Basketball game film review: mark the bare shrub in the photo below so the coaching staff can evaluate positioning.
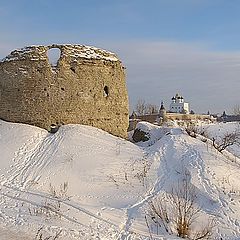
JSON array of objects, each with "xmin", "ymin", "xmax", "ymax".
[
  {"xmin": 145, "ymin": 104, "xmax": 158, "ymax": 115},
  {"xmin": 35, "ymin": 226, "xmax": 62, "ymax": 240},
  {"xmin": 107, "ymin": 154, "xmax": 151, "ymax": 188},
  {"xmin": 132, "ymin": 154, "xmax": 151, "ymax": 187},
  {"xmin": 28, "ymin": 199, "xmax": 62, "ymax": 220},
  {"xmin": 212, "ymin": 130, "xmax": 240, "ymax": 153},
  {"xmin": 184, "ymin": 124, "xmax": 209, "ymax": 142},
  {"xmin": 233, "ymin": 104, "xmax": 240, "ymax": 116},
  {"xmin": 135, "ymin": 99, "xmax": 158, "ymax": 116},
  {"xmin": 107, "ymin": 174, "xmax": 120, "ymax": 188},
  {"xmin": 135, "ymin": 99, "xmax": 147, "ymax": 116},
  {"xmin": 198, "ymin": 128, "xmax": 209, "ymax": 139},
  {"xmin": 146, "ymin": 179, "xmax": 215, "ymax": 239},
  {"xmin": 49, "ymin": 182, "xmax": 69, "ymax": 200},
  {"xmin": 185, "ymin": 123, "xmax": 199, "ymax": 138}
]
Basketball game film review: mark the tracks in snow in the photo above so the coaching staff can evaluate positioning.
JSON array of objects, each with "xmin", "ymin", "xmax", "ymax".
[
  {"xmin": 2, "ymin": 131, "xmax": 65, "ymax": 189},
  {"xmin": 121, "ymin": 136, "xmax": 173, "ymax": 234},
  {"xmin": 177, "ymin": 136, "xmax": 240, "ymax": 237},
  {"xmin": 0, "ymin": 128, "xmax": 121, "ymax": 238},
  {"xmin": 0, "ymin": 184, "xmax": 117, "ymax": 229},
  {"xmin": 122, "ymin": 133, "xmax": 240, "ymax": 237}
]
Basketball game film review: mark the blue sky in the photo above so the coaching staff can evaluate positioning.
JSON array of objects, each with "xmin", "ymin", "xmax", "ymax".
[{"xmin": 1, "ymin": 0, "xmax": 240, "ymax": 113}]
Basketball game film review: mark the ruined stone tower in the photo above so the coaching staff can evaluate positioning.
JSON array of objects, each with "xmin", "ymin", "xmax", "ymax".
[{"xmin": 0, "ymin": 44, "xmax": 129, "ymax": 138}]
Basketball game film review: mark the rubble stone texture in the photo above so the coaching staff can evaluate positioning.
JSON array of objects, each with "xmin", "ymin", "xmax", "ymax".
[{"xmin": 0, "ymin": 44, "xmax": 129, "ymax": 138}]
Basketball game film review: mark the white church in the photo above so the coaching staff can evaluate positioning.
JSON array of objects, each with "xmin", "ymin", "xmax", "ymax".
[{"xmin": 169, "ymin": 93, "xmax": 190, "ymax": 114}]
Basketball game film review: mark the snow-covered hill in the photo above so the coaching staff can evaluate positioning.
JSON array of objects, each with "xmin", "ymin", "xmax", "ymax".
[{"xmin": 1, "ymin": 120, "xmax": 240, "ymax": 239}]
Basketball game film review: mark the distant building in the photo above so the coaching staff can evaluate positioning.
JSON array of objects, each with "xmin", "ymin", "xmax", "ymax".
[
  {"xmin": 128, "ymin": 93, "xmax": 214, "ymax": 131},
  {"xmin": 159, "ymin": 101, "xmax": 166, "ymax": 117},
  {"xmin": 169, "ymin": 93, "xmax": 189, "ymax": 114},
  {"xmin": 217, "ymin": 111, "xmax": 240, "ymax": 122}
]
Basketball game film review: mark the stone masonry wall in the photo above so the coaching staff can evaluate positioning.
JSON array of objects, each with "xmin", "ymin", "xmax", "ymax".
[{"xmin": 0, "ymin": 44, "xmax": 129, "ymax": 138}]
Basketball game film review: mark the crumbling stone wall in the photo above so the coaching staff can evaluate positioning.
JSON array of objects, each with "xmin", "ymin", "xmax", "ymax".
[{"xmin": 0, "ymin": 44, "xmax": 129, "ymax": 138}]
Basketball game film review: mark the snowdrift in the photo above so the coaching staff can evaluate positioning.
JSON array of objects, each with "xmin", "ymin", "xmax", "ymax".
[{"xmin": 1, "ymin": 120, "xmax": 240, "ymax": 239}]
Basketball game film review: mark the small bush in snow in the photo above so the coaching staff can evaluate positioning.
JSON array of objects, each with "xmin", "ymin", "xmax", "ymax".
[
  {"xmin": 35, "ymin": 226, "xmax": 62, "ymax": 240},
  {"xmin": 184, "ymin": 123, "xmax": 199, "ymax": 138},
  {"xmin": 49, "ymin": 182, "xmax": 69, "ymax": 200},
  {"xmin": 146, "ymin": 179, "xmax": 215, "ymax": 239},
  {"xmin": 28, "ymin": 199, "xmax": 62, "ymax": 220}
]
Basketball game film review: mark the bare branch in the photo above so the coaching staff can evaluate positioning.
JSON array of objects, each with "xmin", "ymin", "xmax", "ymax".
[
  {"xmin": 212, "ymin": 129, "xmax": 240, "ymax": 152},
  {"xmin": 135, "ymin": 99, "xmax": 146, "ymax": 116},
  {"xmin": 233, "ymin": 104, "xmax": 240, "ymax": 116},
  {"xmin": 146, "ymin": 177, "xmax": 215, "ymax": 239}
]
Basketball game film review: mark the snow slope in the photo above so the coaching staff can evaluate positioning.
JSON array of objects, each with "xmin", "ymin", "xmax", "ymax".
[{"xmin": 1, "ymin": 120, "xmax": 240, "ymax": 239}]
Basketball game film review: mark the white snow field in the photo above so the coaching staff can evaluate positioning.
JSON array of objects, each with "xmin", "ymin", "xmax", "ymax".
[{"xmin": 1, "ymin": 119, "xmax": 240, "ymax": 239}]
